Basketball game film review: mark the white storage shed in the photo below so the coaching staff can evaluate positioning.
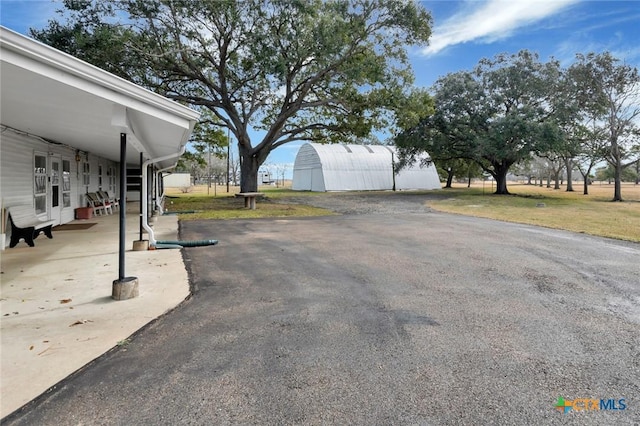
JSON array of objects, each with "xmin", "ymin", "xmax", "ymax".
[
  {"xmin": 163, "ymin": 173, "xmax": 192, "ymax": 188},
  {"xmin": 292, "ymin": 143, "xmax": 441, "ymax": 192}
]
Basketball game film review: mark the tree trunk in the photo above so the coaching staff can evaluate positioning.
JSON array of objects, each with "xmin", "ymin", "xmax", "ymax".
[
  {"xmin": 579, "ymin": 165, "xmax": 593, "ymax": 195},
  {"xmin": 445, "ymin": 170, "xmax": 454, "ymax": 188},
  {"xmin": 237, "ymin": 136, "xmax": 272, "ymax": 193},
  {"xmin": 564, "ymin": 158, "xmax": 574, "ymax": 192},
  {"xmin": 239, "ymin": 148, "xmax": 260, "ymax": 193},
  {"xmin": 493, "ymin": 164, "xmax": 511, "ymax": 195},
  {"xmin": 613, "ymin": 161, "xmax": 623, "ymax": 201},
  {"xmin": 610, "ymin": 138, "xmax": 623, "ymax": 201}
]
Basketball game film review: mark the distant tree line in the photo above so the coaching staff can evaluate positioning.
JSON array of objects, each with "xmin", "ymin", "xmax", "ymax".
[{"xmin": 394, "ymin": 50, "xmax": 640, "ymax": 201}]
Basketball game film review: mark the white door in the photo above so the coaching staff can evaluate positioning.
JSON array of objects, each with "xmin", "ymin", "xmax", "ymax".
[{"xmin": 49, "ymin": 156, "xmax": 62, "ymax": 225}]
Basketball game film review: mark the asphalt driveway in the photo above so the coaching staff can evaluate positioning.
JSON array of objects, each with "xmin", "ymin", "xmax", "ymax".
[{"xmin": 5, "ymin": 203, "xmax": 639, "ymax": 425}]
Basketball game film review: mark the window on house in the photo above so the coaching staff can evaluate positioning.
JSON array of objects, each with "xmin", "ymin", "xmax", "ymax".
[
  {"xmin": 34, "ymin": 154, "xmax": 47, "ymax": 214},
  {"xmin": 62, "ymin": 159, "xmax": 71, "ymax": 208},
  {"xmin": 83, "ymin": 162, "xmax": 90, "ymax": 186},
  {"xmin": 107, "ymin": 166, "xmax": 117, "ymax": 193},
  {"xmin": 98, "ymin": 164, "xmax": 103, "ymax": 188}
]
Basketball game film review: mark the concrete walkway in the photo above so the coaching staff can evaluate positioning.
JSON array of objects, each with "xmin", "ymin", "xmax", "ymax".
[{"xmin": 0, "ymin": 209, "xmax": 190, "ymax": 418}]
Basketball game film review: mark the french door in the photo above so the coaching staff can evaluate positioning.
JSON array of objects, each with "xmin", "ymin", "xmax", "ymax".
[
  {"xmin": 34, "ymin": 154, "xmax": 71, "ymax": 225},
  {"xmin": 49, "ymin": 156, "xmax": 62, "ymax": 225}
]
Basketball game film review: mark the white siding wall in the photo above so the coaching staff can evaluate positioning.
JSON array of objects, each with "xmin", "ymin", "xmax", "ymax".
[
  {"xmin": 1, "ymin": 130, "xmax": 36, "ymax": 208},
  {"xmin": 77, "ymin": 153, "xmax": 120, "ymax": 206},
  {"xmin": 1, "ymin": 127, "xmax": 120, "ymax": 235}
]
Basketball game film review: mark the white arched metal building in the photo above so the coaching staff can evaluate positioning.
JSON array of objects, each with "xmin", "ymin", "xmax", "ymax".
[{"xmin": 291, "ymin": 143, "xmax": 441, "ymax": 192}]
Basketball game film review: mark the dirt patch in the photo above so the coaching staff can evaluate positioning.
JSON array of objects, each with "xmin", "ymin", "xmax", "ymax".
[{"xmin": 277, "ymin": 191, "xmax": 447, "ymax": 215}]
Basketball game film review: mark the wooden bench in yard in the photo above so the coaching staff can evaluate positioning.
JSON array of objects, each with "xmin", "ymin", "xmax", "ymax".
[
  {"xmin": 236, "ymin": 192, "xmax": 264, "ymax": 210},
  {"xmin": 7, "ymin": 205, "xmax": 55, "ymax": 248}
]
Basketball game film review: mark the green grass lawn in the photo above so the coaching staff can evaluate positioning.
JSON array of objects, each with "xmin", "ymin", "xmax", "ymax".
[{"xmin": 427, "ymin": 184, "xmax": 640, "ymax": 242}]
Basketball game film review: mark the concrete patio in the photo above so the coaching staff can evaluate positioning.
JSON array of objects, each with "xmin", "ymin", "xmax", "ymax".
[{"xmin": 0, "ymin": 207, "xmax": 190, "ymax": 418}]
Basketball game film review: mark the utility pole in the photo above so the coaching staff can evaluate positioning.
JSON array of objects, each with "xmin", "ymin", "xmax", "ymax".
[
  {"xmin": 207, "ymin": 141, "xmax": 211, "ymax": 195},
  {"xmin": 226, "ymin": 128, "xmax": 230, "ymax": 193}
]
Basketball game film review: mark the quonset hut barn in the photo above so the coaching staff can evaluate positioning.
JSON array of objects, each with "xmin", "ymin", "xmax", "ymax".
[{"xmin": 291, "ymin": 143, "xmax": 441, "ymax": 192}]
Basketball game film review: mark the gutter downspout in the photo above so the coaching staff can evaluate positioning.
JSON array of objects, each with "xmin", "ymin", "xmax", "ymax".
[{"xmin": 142, "ymin": 146, "xmax": 186, "ymax": 248}]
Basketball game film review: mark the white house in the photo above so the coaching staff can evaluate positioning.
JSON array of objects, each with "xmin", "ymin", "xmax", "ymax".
[
  {"xmin": 291, "ymin": 143, "xmax": 441, "ymax": 192},
  {"xmin": 0, "ymin": 26, "xmax": 199, "ymax": 249}
]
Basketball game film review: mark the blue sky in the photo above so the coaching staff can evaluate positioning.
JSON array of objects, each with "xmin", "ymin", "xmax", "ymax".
[{"xmin": 2, "ymin": 0, "xmax": 639, "ymax": 177}]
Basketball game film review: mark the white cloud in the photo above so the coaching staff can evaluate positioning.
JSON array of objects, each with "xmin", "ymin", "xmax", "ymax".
[
  {"xmin": 555, "ymin": 28, "xmax": 640, "ymax": 69},
  {"xmin": 422, "ymin": 0, "xmax": 580, "ymax": 56}
]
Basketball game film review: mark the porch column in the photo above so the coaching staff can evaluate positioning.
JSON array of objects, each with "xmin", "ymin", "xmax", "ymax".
[
  {"xmin": 112, "ymin": 132, "xmax": 139, "ymax": 300},
  {"xmin": 139, "ymin": 152, "xmax": 144, "ymax": 242}
]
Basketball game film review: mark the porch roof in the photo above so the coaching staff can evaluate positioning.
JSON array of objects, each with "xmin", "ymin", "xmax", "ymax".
[{"xmin": 0, "ymin": 26, "xmax": 200, "ymax": 169}]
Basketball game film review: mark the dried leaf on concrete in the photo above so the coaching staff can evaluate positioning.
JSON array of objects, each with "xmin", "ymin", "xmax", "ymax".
[{"xmin": 69, "ymin": 319, "xmax": 93, "ymax": 327}]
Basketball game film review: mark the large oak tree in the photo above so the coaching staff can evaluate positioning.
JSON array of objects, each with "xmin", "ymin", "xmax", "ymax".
[
  {"xmin": 32, "ymin": 0, "xmax": 433, "ymax": 192},
  {"xmin": 396, "ymin": 51, "xmax": 562, "ymax": 194}
]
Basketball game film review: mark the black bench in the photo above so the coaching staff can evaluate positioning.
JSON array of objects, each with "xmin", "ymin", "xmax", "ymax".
[{"xmin": 7, "ymin": 205, "xmax": 55, "ymax": 248}]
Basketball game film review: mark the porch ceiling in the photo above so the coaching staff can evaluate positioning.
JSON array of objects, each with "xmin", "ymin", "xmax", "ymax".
[{"xmin": 0, "ymin": 27, "xmax": 199, "ymax": 169}]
